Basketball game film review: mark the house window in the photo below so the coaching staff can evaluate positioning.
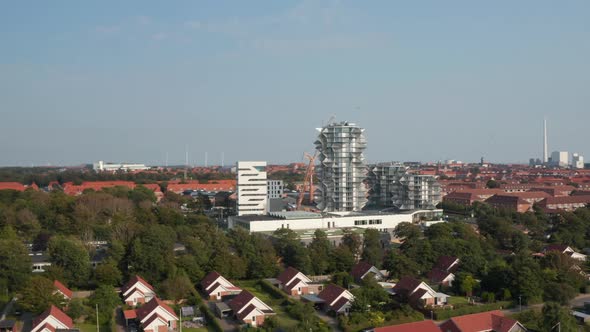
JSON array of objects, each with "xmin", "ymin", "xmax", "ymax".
[
  {"xmin": 168, "ymin": 321, "xmax": 171, "ymax": 327},
  {"xmin": 252, "ymin": 316, "xmax": 256, "ymax": 322}
]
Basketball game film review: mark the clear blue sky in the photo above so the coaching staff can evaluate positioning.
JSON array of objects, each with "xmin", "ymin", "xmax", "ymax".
[{"xmin": 1, "ymin": 1, "xmax": 589, "ymax": 166}]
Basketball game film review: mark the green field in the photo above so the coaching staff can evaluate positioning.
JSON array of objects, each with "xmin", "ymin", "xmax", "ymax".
[
  {"xmin": 76, "ymin": 323, "xmax": 112, "ymax": 332},
  {"xmin": 447, "ymin": 296, "xmax": 469, "ymax": 306}
]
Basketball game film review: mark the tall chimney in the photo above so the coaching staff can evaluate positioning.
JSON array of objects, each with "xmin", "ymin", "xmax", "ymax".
[{"xmin": 543, "ymin": 117, "xmax": 548, "ymax": 163}]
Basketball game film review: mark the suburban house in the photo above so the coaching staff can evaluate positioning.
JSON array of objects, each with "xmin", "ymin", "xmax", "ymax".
[
  {"xmin": 317, "ymin": 284, "xmax": 355, "ymax": 315},
  {"xmin": 30, "ymin": 252, "xmax": 51, "ymax": 273},
  {"xmin": 372, "ymin": 310, "xmax": 528, "ymax": 332},
  {"xmin": 543, "ymin": 244, "xmax": 587, "ymax": 261},
  {"xmin": 391, "ymin": 277, "xmax": 449, "ymax": 308},
  {"xmin": 351, "ymin": 261, "xmax": 386, "ymax": 282},
  {"xmin": 442, "ymin": 189, "xmax": 503, "ymax": 206},
  {"xmin": 121, "ymin": 275, "xmax": 157, "ymax": 306},
  {"xmin": 227, "ymin": 290, "xmax": 274, "ymax": 328},
  {"xmin": 537, "ymin": 195, "xmax": 590, "ymax": 212},
  {"xmin": 134, "ymin": 298, "xmax": 178, "ymax": 332},
  {"xmin": 371, "ymin": 320, "xmax": 441, "ymax": 332},
  {"xmin": 200, "ymin": 271, "xmax": 242, "ymax": 301},
  {"xmin": 428, "ymin": 256, "xmax": 459, "ymax": 287},
  {"xmin": 0, "ymin": 320, "xmax": 16, "ymax": 332},
  {"xmin": 484, "ymin": 195, "xmax": 531, "ymax": 213},
  {"xmin": 53, "ymin": 280, "xmax": 73, "ymax": 301},
  {"xmin": 276, "ymin": 267, "xmax": 321, "ymax": 296},
  {"xmin": 31, "ymin": 305, "xmax": 74, "ymax": 332},
  {"xmin": 439, "ymin": 310, "xmax": 527, "ymax": 332}
]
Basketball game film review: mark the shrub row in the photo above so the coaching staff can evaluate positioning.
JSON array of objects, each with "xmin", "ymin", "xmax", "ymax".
[
  {"xmin": 190, "ymin": 290, "xmax": 223, "ymax": 332},
  {"xmin": 433, "ymin": 301, "xmax": 512, "ymax": 320},
  {"xmin": 258, "ymin": 280, "xmax": 296, "ymax": 305}
]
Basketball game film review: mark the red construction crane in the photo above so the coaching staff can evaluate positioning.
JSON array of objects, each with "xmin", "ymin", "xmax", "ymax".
[{"xmin": 297, "ymin": 151, "xmax": 318, "ymax": 210}]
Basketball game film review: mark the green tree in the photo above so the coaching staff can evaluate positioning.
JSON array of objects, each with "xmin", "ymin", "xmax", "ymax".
[
  {"xmin": 460, "ymin": 274, "xmax": 477, "ymax": 297},
  {"xmin": 89, "ymin": 285, "xmax": 120, "ymax": 324},
  {"xmin": 127, "ymin": 224, "xmax": 176, "ymax": 283},
  {"xmin": 48, "ymin": 236, "xmax": 91, "ymax": 287},
  {"xmin": 0, "ymin": 227, "xmax": 31, "ymax": 292},
  {"xmin": 543, "ymin": 282, "xmax": 577, "ymax": 305},
  {"xmin": 161, "ymin": 272, "xmax": 196, "ymax": 304},
  {"xmin": 383, "ymin": 251, "xmax": 419, "ymax": 279},
  {"xmin": 19, "ymin": 276, "xmax": 64, "ymax": 314},
  {"xmin": 361, "ymin": 229, "xmax": 383, "ymax": 268},
  {"xmin": 308, "ymin": 230, "xmax": 332, "ymax": 275},
  {"xmin": 94, "ymin": 261, "xmax": 122, "ymax": 286},
  {"xmin": 541, "ymin": 302, "xmax": 577, "ymax": 332}
]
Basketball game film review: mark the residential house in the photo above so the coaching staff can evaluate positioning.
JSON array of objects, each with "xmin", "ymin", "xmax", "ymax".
[
  {"xmin": 530, "ymin": 186, "xmax": 575, "ymax": 197},
  {"xmin": 200, "ymin": 271, "xmax": 242, "ymax": 301},
  {"xmin": 538, "ymin": 195, "xmax": 590, "ymax": 212},
  {"xmin": 135, "ymin": 298, "xmax": 178, "ymax": 332},
  {"xmin": 317, "ymin": 284, "xmax": 355, "ymax": 315},
  {"xmin": 351, "ymin": 261, "xmax": 386, "ymax": 282},
  {"xmin": 433, "ymin": 256, "xmax": 460, "ymax": 273},
  {"xmin": 276, "ymin": 267, "xmax": 320, "ymax": 296},
  {"xmin": 227, "ymin": 290, "xmax": 274, "ymax": 328},
  {"xmin": 371, "ymin": 320, "xmax": 441, "ymax": 332},
  {"xmin": 443, "ymin": 189, "xmax": 503, "ymax": 206},
  {"xmin": 543, "ymin": 244, "xmax": 587, "ymax": 261},
  {"xmin": 30, "ymin": 252, "xmax": 51, "ymax": 273},
  {"xmin": 439, "ymin": 310, "xmax": 527, "ymax": 332},
  {"xmin": 427, "ymin": 268, "xmax": 455, "ymax": 287},
  {"xmin": 53, "ymin": 280, "xmax": 73, "ymax": 301},
  {"xmin": 31, "ymin": 305, "xmax": 74, "ymax": 332},
  {"xmin": 391, "ymin": 277, "xmax": 449, "ymax": 308},
  {"xmin": 121, "ymin": 275, "xmax": 157, "ymax": 306},
  {"xmin": 484, "ymin": 195, "xmax": 531, "ymax": 213}
]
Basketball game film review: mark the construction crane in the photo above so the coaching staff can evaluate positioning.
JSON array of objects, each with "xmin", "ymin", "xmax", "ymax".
[{"xmin": 297, "ymin": 151, "xmax": 318, "ymax": 210}]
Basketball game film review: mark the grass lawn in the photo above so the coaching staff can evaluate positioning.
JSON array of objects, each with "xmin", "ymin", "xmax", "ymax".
[
  {"xmin": 77, "ymin": 323, "xmax": 112, "ymax": 332},
  {"xmin": 233, "ymin": 281, "xmax": 298, "ymax": 329},
  {"xmin": 448, "ymin": 296, "xmax": 469, "ymax": 305},
  {"xmin": 182, "ymin": 327, "xmax": 213, "ymax": 332}
]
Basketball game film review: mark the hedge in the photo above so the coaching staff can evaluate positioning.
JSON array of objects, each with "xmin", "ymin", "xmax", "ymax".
[
  {"xmin": 258, "ymin": 280, "xmax": 296, "ymax": 305},
  {"xmin": 433, "ymin": 301, "xmax": 512, "ymax": 320},
  {"xmin": 190, "ymin": 290, "xmax": 223, "ymax": 332}
]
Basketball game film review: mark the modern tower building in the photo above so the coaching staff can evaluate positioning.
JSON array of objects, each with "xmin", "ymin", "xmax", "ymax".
[
  {"xmin": 315, "ymin": 121, "xmax": 367, "ymax": 212},
  {"xmin": 367, "ymin": 163, "xmax": 441, "ymax": 210},
  {"xmin": 573, "ymin": 153, "xmax": 585, "ymax": 169},
  {"xmin": 236, "ymin": 161, "xmax": 268, "ymax": 216},
  {"xmin": 391, "ymin": 174, "xmax": 441, "ymax": 210}
]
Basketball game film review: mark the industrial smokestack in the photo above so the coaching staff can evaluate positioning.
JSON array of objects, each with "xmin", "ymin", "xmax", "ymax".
[{"xmin": 543, "ymin": 118, "xmax": 548, "ymax": 163}]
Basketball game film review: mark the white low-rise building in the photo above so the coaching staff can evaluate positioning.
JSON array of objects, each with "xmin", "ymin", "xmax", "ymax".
[{"xmin": 229, "ymin": 209, "xmax": 443, "ymax": 234}]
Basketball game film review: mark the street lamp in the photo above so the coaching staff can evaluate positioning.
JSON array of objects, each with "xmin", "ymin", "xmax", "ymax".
[{"xmin": 519, "ymin": 295, "xmax": 522, "ymax": 312}]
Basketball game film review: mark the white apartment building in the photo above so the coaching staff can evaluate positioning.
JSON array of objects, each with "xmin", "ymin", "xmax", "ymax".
[
  {"xmin": 267, "ymin": 180, "xmax": 284, "ymax": 199},
  {"xmin": 93, "ymin": 161, "xmax": 149, "ymax": 172},
  {"xmin": 315, "ymin": 121, "xmax": 367, "ymax": 212},
  {"xmin": 573, "ymin": 153, "xmax": 585, "ymax": 169},
  {"xmin": 237, "ymin": 161, "xmax": 268, "ymax": 216},
  {"xmin": 550, "ymin": 151, "xmax": 569, "ymax": 167}
]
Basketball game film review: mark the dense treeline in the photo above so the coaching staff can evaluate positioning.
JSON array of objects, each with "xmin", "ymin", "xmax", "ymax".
[{"xmin": 0, "ymin": 167, "xmax": 234, "ymax": 187}]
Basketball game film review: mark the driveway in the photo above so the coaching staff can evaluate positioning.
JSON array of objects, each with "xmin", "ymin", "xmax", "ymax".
[{"xmin": 316, "ymin": 312, "xmax": 341, "ymax": 332}]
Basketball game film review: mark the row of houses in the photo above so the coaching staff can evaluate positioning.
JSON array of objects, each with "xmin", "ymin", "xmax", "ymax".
[
  {"xmin": 372, "ymin": 310, "xmax": 527, "ymax": 332},
  {"xmin": 443, "ymin": 188, "xmax": 590, "ymax": 212}
]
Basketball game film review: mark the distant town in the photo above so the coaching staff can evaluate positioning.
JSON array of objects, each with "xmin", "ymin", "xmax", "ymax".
[{"xmin": 1, "ymin": 120, "xmax": 590, "ymax": 332}]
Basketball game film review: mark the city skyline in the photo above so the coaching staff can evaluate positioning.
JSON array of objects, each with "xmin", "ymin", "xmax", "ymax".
[{"xmin": 1, "ymin": 1, "xmax": 589, "ymax": 166}]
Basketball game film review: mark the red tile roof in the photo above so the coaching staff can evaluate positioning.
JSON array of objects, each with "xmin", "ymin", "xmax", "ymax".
[
  {"xmin": 200, "ymin": 271, "xmax": 222, "ymax": 292},
  {"xmin": 351, "ymin": 261, "xmax": 374, "ymax": 281},
  {"xmin": 53, "ymin": 280, "xmax": 73, "ymax": 299},
  {"xmin": 122, "ymin": 275, "xmax": 154, "ymax": 294},
  {"xmin": 62, "ymin": 181, "xmax": 136, "ymax": 195},
  {"xmin": 32, "ymin": 305, "xmax": 73, "ymax": 331},
  {"xmin": 123, "ymin": 310, "xmax": 137, "ymax": 320},
  {"xmin": 277, "ymin": 267, "xmax": 301, "ymax": 286},
  {"xmin": 427, "ymin": 268, "xmax": 452, "ymax": 284},
  {"xmin": 392, "ymin": 277, "xmax": 422, "ymax": 295},
  {"xmin": 439, "ymin": 310, "xmax": 519, "ymax": 332},
  {"xmin": 135, "ymin": 298, "xmax": 177, "ymax": 321},
  {"xmin": 434, "ymin": 256, "xmax": 459, "ymax": 272},
  {"xmin": 373, "ymin": 320, "xmax": 441, "ymax": 332},
  {"xmin": 0, "ymin": 182, "xmax": 26, "ymax": 191},
  {"xmin": 318, "ymin": 284, "xmax": 347, "ymax": 305},
  {"xmin": 228, "ymin": 290, "xmax": 255, "ymax": 313}
]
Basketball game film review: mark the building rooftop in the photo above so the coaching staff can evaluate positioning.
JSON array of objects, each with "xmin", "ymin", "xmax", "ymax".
[{"xmin": 269, "ymin": 211, "xmax": 322, "ymax": 219}]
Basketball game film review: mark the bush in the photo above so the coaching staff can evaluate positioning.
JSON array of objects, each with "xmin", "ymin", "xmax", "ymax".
[
  {"xmin": 258, "ymin": 280, "xmax": 295, "ymax": 305},
  {"xmin": 434, "ymin": 301, "xmax": 511, "ymax": 320}
]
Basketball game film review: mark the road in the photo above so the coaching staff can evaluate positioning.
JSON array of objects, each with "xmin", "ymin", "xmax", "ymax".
[{"xmin": 500, "ymin": 293, "xmax": 590, "ymax": 316}]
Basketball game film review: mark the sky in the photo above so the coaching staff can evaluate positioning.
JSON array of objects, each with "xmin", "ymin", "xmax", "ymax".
[{"xmin": 1, "ymin": 1, "xmax": 589, "ymax": 167}]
